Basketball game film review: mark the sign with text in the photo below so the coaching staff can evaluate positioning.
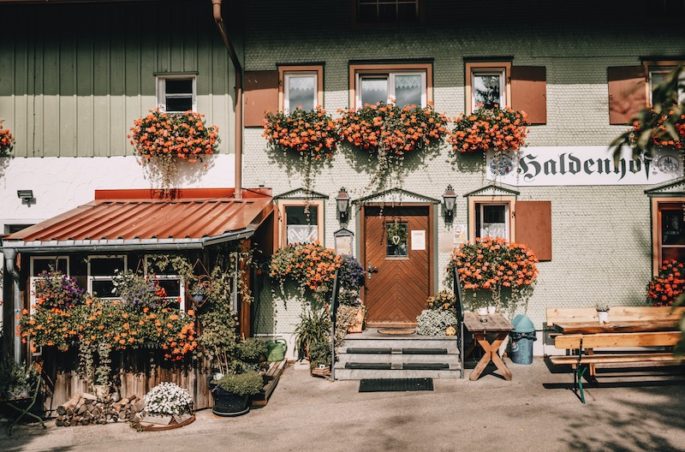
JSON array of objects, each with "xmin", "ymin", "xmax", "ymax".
[
  {"xmin": 411, "ymin": 230, "xmax": 426, "ymax": 251},
  {"xmin": 486, "ymin": 146, "xmax": 682, "ymax": 186}
]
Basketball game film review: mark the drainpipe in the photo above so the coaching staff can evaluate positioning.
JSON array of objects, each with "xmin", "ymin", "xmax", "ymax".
[
  {"xmin": 3, "ymin": 248, "xmax": 21, "ymax": 363},
  {"xmin": 212, "ymin": 0, "xmax": 243, "ymax": 200}
]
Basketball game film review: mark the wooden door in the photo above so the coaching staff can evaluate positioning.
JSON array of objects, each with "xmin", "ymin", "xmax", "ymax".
[{"xmin": 363, "ymin": 205, "xmax": 432, "ymax": 326}]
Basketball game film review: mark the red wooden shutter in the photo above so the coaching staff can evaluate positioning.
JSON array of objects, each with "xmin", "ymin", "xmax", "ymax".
[
  {"xmin": 244, "ymin": 70, "xmax": 279, "ymax": 127},
  {"xmin": 607, "ymin": 66, "xmax": 647, "ymax": 125},
  {"xmin": 511, "ymin": 66, "xmax": 547, "ymax": 125},
  {"xmin": 515, "ymin": 201, "xmax": 552, "ymax": 261}
]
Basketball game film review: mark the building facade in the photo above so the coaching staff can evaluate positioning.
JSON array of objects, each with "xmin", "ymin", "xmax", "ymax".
[{"xmin": 1, "ymin": 0, "xmax": 685, "ymax": 358}]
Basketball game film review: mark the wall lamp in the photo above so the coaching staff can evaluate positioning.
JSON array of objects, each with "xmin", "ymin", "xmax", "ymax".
[
  {"xmin": 442, "ymin": 185, "xmax": 457, "ymax": 221},
  {"xmin": 17, "ymin": 190, "xmax": 36, "ymax": 206},
  {"xmin": 336, "ymin": 187, "xmax": 351, "ymax": 223}
]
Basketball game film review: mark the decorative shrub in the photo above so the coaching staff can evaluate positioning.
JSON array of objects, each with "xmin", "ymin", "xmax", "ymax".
[
  {"xmin": 0, "ymin": 122, "xmax": 15, "ymax": 156},
  {"xmin": 449, "ymin": 107, "xmax": 528, "ymax": 155},
  {"xmin": 308, "ymin": 339, "xmax": 332, "ymax": 370},
  {"xmin": 34, "ymin": 271, "xmax": 84, "ymax": 310},
  {"xmin": 0, "ymin": 359, "xmax": 40, "ymax": 401},
  {"xmin": 237, "ymin": 339, "xmax": 268, "ymax": 365},
  {"xmin": 337, "ymin": 102, "xmax": 448, "ymax": 169},
  {"xmin": 216, "ymin": 371, "xmax": 263, "ymax": 397},
  {"xmin": 144, "ymin": 382, "xmax": 193, "ymax": 416},
  {"xmin": 129, "ymin": 110, "xmax": 219, "ymax": 188},
  {"xmin": 416, "ymin": 309, "xmax": 458, "ymax": 336},
  {"xmin": 111, "ymin": 270, "xmax": 164, "ymax": 310},
  {"xmin": 448, "ymin": 237, "xmax": 538, "ymax": 309},
  {"xmin": 263, "ymin": 107, "xmax": 339, "ymax": 160},
  {"xmin": 294, "ymin": 307, "xmax": 330, "ymax": 360},
  {"xmin": 426, "ymin": 290, "xmax": 456, "ymax": 312},
  {"xmin": 647, "ymin": 259, "xmax": 685, "ymax": 306},
  {"xmin": 630, "ymin": 109, "xmax": 685, "ymax": 151},
  {"xmin": 269, "ymin": 243, "xmax": 342, "ymax": 301},
  {"xmin": 338, "ymin": 255, "xmax": 365, "ymax": 292}
]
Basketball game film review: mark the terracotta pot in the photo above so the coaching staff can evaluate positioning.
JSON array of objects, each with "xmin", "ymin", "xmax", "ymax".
[{"xmin": 347, "ymin": 306, "xmax": 365, "ymax": 333}]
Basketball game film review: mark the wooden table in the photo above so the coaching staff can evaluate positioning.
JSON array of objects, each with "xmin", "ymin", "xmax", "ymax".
[{"xmin": 463, "ymin": 311, "xmax": 513, "ymax": 381}]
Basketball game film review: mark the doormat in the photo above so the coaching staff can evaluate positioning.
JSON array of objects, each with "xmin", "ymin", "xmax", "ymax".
[
  {"xmin": 377, "ymin": 328, "xmax": 416, "ymax": 336},
  {"xmin": 359, "ymin": 378, "xmax": 434, "ymax": 393}
]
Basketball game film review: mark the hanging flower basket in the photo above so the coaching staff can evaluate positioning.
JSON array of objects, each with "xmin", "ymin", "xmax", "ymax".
[
  {"xmin": 630, "ymin": 109, "xmax": 685, "ymax": 151},
  {"xmin": 449, "ymin": 107, "xmax": 528, "ymax": 155},
  {"xmin": 337, "ymin": 102, "xmax": 448, "ymax": 164},
  {"xmin": 129, "ymin": 110, "xmax": 220, "ymax": 188},
  {"xmin": 263, "ymin": 107, "xmax": 339, "ymax": 160},
  {"xmin": 0, "ymin": 122, "xmax": 15, "ymax": 157}
]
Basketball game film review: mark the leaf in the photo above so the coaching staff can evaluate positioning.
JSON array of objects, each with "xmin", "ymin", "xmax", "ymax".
[{"xmin": 637, "ymin": 129, "xmax": 652, "ymax": 150}]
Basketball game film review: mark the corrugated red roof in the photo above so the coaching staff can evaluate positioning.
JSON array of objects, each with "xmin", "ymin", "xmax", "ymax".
[{"xmin": 7, "ymin": 188, "xmax": 272, "ymax": 242}]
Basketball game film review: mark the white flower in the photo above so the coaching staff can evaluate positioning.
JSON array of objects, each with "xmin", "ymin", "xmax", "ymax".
[{"xmin": 144, "ymin": 382, "xmax": 193, "ymax": 416}]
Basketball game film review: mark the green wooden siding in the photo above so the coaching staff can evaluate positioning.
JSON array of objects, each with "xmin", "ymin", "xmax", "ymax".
[{"xmin": 0, "ymin": 1, "xmax": 235, "ymax": 158}]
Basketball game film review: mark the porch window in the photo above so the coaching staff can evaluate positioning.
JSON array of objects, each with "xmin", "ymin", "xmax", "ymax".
[
  {"xmin": 29, "ymin": 256, "xmax": 69, "ymax": 310},
  {"xmin": 157, "ymin": 76, "xmax": 196, "ymax": 113},
  {"xmin": 356, "ymin": 0, "xmax": 420, "ymax": 24},
  {"xmin": 144, "ymin": 256, "xmax": 186, "ymax": 311},
  {"xmin": 87, "ymin": 255, "xmax": 127, "ymax": 299},
  {"xmin": 357, "ymin": 71, "xmax": 426, "ymax": 108},
  {"xmin": 466, "ymin": 62, "xmax": 511, "ymax": 113},
  {"xmin": 386, "ymin": 221, "xmax": 408, "ymax": 257},
  {"xmin": 285, "ymin": 205, "xmax": 320, "ymax": 245},
  {"xmin": 475, "ymin": 203, "xmax": 509, "ymax": 240},
  {"xmin": 279, "ymin": 66, "xmax": 324, "ymax": 113}
]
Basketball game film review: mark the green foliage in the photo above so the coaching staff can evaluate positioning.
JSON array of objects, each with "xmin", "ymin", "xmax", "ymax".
[
  {"xmin": 216, "ymin": 371, "xmax": 264, "ymax": 397},
  {"xmin": 237, "ymin": 339, "xmax": 268, "ymax": 365},
  {"xmin": 308, "ymin": 340, "xmax": 332, "ymax": 369},
  {"xmin": 416, "ymin": 309, "xmax": 458, "ymax": 337},
  {"xmin": 294, "ymin": 307, "xmax": 331, "ymax": 359},
  {"xmin": 0, "ymin": 359, "xmax": 40, "ymax": 401}
]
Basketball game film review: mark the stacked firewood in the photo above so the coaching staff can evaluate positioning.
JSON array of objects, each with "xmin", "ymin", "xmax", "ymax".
[{"xmin": 55, "ymin": 393, "xmax": 144, "ymax": 427}]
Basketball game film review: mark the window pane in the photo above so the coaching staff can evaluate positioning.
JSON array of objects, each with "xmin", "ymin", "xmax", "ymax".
[
  {"xmin": 33, "ymin": 258, "xmax": 68, "ymax": 275},
  {"xmin": 286, "ymin": 74, "xmax": 316, "ymax": 111},
  {"xmin": 92, "ymin": 280, "xmax": 117, "ymax": 298},
  {"xmin": 165, "ymin": 79, "xmax": 193, "ymax": 94},
  {"xmin": 357, "ymin": 0, "xmax": 419, "ymax": 23},
  {"xmin": 394, "ymin": 74, "xmax": 423, "ymax": 107},
  {"xmin": 386, "ymin": 222, "xmax": 408, "ymax": 257},
  {"xmin": 477, "ymin": 204, "xmax": 507, "ymax": 240},
  {"xmin": 360, "ymin": 77, "xmax": 388, "ymax": 106},
  {"xmin": 165, "ymin": 96, "xmax": 193, "ymax": 112},
  {"xmin": 90, "ymin": 257, "xmax": 125, "ymax": 276},
  {"xmin": 473, "ymin": 72, "xmax": 502, "ymax": 110},
  {"xmin": 157, "ymin": 279, "xmax": 181, "ymax": 298},
  {"xmin": 661, "ymin": 205, "xmax": 685, "ymax": 245},
  {"xmin": 286, "ymin": 205, "xmax": 319, "ymax": 244}
]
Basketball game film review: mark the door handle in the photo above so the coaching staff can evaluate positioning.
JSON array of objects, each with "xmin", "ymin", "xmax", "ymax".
[{"xmin": 367, "ymin": 265, "xmax": 379, "ymax": 279}]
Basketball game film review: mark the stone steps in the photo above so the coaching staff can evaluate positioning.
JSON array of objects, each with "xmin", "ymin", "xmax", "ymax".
[{"xmin": 335, "ymin": 334, "xmax": 463, "ymax": 380}]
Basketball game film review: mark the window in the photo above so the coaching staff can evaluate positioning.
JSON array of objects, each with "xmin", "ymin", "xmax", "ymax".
[
  {"xmin": 29, "ymin": 256, "xmax": 69, "ymax": 310},
  {"xmin": 144, "ymin": 256, "xmax": 186, "ymax": 311},
  {"xmin": 356, "ymin": 0, "xmax": 420, "ymax": 24},
  {"xmin": 647, "ymin": 65, "xmax": 685, "ymax": 106},
  {"xmin": 653, "ymin": 200, "xmax": 685, "ymax": 271},
  {"xmin": 386, "ymin": 222, "xmax": 408, "ymax": 257},
  {"xmin": 87, "ymin": 256, "xmax": 127, "ymax": 299},
  {"xmin": 4, "ymin": 224, "xmax": 33, "ymax": 235},
  {"xmin": 466, "ymin": 62, "xmax": 511, "ymax": 113},
  {"xmin": 157, "ymin": 76, "xmax": 196, "ymax": 113},
  {"xmin": 278, "ymin": 66, "xmax": 323, "ymax": 112},
  {"xmin": 475, "ymin": 204, "xmax": 509, "ymax": 240},
  {"xmin": 277, "ymin": 199, "xmax": 325, "ymax": 247},
  {"xmin": 351, "ymin": 64, "xmax": 432, "ymax": 108},
  {"xmin": 468, "ymin": 196, "xmax": 515, "ymax": 242}
]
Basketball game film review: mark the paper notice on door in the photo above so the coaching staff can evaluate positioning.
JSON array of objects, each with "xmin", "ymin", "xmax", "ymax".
[{"xmin": 411, "ymin": 230, "xmax": 426, "ymax": 251}]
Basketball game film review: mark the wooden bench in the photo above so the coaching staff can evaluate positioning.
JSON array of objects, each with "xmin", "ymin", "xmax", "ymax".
[{"xmin": 546, "ymin": 307, "xmax": 685, "ymax": 403}]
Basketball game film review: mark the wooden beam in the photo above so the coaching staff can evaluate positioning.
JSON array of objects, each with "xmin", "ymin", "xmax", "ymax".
[
  {"xmin": 546, "ymin": 306, "xmax": 685, "ymax": 326},
  {"xmin": 550, "ymin": 353, "xmax": 682, "ymax": 365}
]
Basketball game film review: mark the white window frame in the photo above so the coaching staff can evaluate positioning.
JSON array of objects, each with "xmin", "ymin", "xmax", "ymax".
[
  {"xmin": 284, "ymin": 71, "xmax": 319, "ymax": 113},
  {"xmin": 29, "ymin": 256, "xmax": 70, "ymax": 311},
  {"xmin": 648, "ymin": 66, "xmax": 685, "ymax": 106},
  {"xmin": 87, "ymin": 255, "xmax": 127, "ymax": 300},
  {"xmin": 355, "ymin": 71, "xmax": 427, "ymax": 108},
  {"xmin": 156, "ymin": 75, "xmax": 197, "ymax": 113},
  {"xmin": 470, "ymin": 68, "xmax": 506, "ymax": 111},
  {"xmin": 143, "ymin": 255, "xmax": 186, "ymax": 311}
]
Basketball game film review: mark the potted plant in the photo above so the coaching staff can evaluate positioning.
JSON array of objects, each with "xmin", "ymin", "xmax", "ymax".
[
  {"xmin": 141, "ymin": 382, "xmax": 194, "ymax": 426},
  {"xmin": 337, "ymin": 255, "xmax": 366, "ymax": 333},
  {"xmin": 448, "ymin": 107, "xmax": 528, "ymax": 156},
  {"xmin": 212, "ymin": 371, "xmax": 263, "ymax": 416},
  {"xmin": 596, "ymin": 304, "xmax": 610, "ymax": 324},
  {"xmin": 190, "ymin": 281, "xmax": 208, "ymax": 304},
  {"xmin": 0, "ymin": 358, "xmax": 44, "ymax": 421}
]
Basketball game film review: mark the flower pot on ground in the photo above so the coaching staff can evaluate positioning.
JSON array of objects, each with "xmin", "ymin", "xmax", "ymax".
[{"xmin": 212, "ymin": 371, "xmax": 263, "ymax": 417}]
